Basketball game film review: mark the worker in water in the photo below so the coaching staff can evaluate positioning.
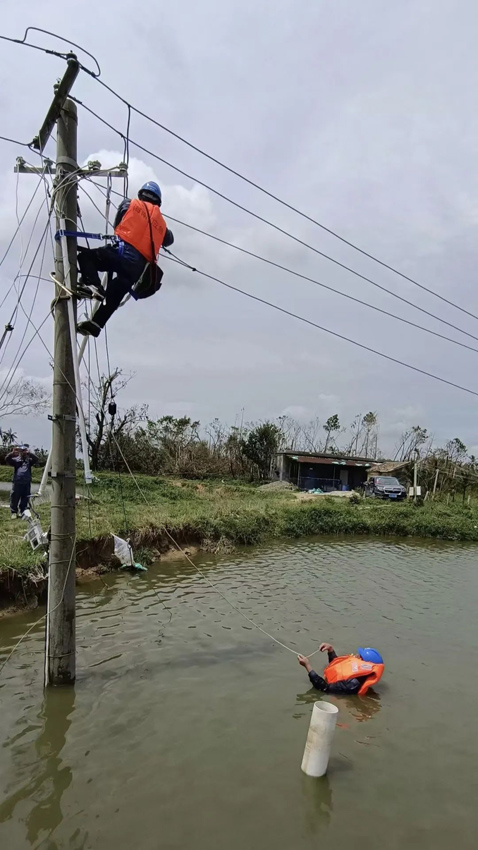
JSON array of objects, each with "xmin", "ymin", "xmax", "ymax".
[
  {"xmin": 298, "ymin": 642, "xmax": 384, "ymax": 695},
  {"xmin": 5, "ymin": 444, "xmax": 38, "ymax": 519},
  {"xmin": 76, "ymin": 181, "xmax": 174, "ymax": 337}
]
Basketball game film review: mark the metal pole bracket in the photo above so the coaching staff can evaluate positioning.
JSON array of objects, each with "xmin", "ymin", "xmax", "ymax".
[{"xmin": 48, "ymin": 414, "xmax": 77, "ymax": 422}]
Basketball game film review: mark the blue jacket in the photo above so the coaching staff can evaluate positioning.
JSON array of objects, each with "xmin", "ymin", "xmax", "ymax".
[{"xmin": 6, "ymin": 451, "xmax": 38, "ymax": 486}]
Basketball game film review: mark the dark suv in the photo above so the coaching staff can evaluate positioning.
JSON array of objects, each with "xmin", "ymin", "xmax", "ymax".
[{"xmin": 364, "ymin": 476, "xmax": 407, "ymax": 501}]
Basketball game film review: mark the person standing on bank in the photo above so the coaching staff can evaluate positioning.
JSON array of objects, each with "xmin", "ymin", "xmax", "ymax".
[
  {"xmin": 5, "ymin": 445, "xmax": 38, "ymax": 519},
  {"xmin": 76, "ymin": 181, "xmax": 174, "ymax": 337}
]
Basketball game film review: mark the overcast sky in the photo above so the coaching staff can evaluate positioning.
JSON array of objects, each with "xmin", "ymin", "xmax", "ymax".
[{"xmin": 1, "ymin": 0, "xmax": 478, "ymax": 456}]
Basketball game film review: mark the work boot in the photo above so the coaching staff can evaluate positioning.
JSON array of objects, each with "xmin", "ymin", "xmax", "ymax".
[
  {"xmin": 10, "ymin": 512, "xmax": 18, "ymax": 520},
  {"xmin": 78, "ymin": 276, "xmax": 106, "ymax": 300},
  {"xmin": 89, "ymin": 284, "xmax": 107, "ymax": 300},
  {"xmin": 76, "ymin": 283, "xmax": 95, "ymax": 299},
  {"xmin": 77, "ymin": 319, "xmax": 102, "ymax": 338}
]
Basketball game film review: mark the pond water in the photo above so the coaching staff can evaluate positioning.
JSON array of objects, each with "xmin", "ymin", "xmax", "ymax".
[{"xmin": 1, "ymin": 537, "xmax": 477, "ymax": 849}]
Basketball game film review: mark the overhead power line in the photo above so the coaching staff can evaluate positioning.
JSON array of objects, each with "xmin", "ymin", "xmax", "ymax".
[
  {"xmin": 2, "ymin": 203, "xmax": 54, "ymax": 328},
  {"xmin": 0, "ymin": 27, "xmax": 101, "ymax": 76},
  {"xmin": 0, "ymin": 134, "xmax": 34, "ymax": 148},
  {"xmin": 73, "ymin": 98, "xmax": 478, "ymax": 346},
  {"xmin": 91, "ymin": 156, "xmax": 478, "ymax": 387},
  {"xmin": 162, "ymin": 251, "xmax": 478, "ymax": 399},
  {"xmin": 85, "ymin": 176, "xmax": 478, "ymax": 358},
  {"xmin": 0, "ymin": 175, "xmax": 44, "ymax": 276},
  {"xmin": 0, "ymin": 218, "xmax": 51, "ymax": 396},
  {"xmin": 85, "ymin": 75, "xmax": 478, "ymax": 325},
  {"xmin": 4, "ymin": 36, "xmax": 476, "ymax": 394},
  {"xmin": 3, "ymin": 29, "xmax": 477, "ymax": 324},
  {"xmin": 163, "ymin": 215, "xmax": 478, "ymax": 357}
]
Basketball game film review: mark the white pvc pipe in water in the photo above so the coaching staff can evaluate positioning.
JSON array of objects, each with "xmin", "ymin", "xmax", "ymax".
[{"xmin": 301, "ymin": 700, "xmax": 338, "ymax": 777}]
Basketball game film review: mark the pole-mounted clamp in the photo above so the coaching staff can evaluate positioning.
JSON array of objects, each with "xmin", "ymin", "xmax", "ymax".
[
  {"xmin": 56, "ymin": 155, "xmax": 79, "ymax": 169},
  {"xmin": 50, "ymin": 471, "xmax": 76, "ymax": 479},
  {"xmin": 48, "ymin": 414, "xmax": 76, "ymax": 423}
]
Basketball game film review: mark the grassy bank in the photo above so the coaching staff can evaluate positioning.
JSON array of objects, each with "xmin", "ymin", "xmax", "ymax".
[{"xmin": 1, "ymin": 472, "xmax": 478, "ymax": 581}]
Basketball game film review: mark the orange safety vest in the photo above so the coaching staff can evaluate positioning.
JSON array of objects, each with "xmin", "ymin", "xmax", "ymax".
[
  {"xmin": 324, "ymin": 655, "xmax": 384, "ymax": 696},
  {"xmin": 115, "ymin": 199, "xmax": 167, "ymax": 262}
]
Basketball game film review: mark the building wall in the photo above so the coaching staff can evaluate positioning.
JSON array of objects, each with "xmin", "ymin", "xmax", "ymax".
[{"xmin": 279, "ymin": 456, "xmax": 369, "ymax": 491}]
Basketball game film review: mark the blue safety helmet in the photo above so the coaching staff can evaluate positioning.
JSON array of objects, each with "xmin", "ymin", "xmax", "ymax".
[
  {"xmin": 138, "ymin": 181, "xmax": 162, "ymax": 205},
  {"xmin": 357, "ymin": 647, "xmax": 383, "ymax": 664}
]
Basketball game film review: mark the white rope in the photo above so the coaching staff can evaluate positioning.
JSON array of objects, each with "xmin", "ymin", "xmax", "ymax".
[{"xmin": 111, "ymin": 433, "xmax": 322, "ymax": 659}]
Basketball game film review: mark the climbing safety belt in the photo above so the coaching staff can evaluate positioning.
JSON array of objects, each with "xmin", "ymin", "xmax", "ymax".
[{"xmin": 54, "ymin": 229, "xmax": 116, "ymax": 242}]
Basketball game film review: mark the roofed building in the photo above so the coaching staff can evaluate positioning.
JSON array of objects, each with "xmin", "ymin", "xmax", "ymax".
[{"xmin": 276, "ymin": 450, "xmax": 377, "ymax": 492}]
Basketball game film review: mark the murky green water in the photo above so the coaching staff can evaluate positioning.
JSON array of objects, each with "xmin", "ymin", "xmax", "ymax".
[{"xmin": 1, "ymin": 537, "xmax": 478, "ymax": 849}]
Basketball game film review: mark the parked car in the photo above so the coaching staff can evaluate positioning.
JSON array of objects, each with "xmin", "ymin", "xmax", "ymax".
[{"xmin": 364, "ymin": 476, "xmax": 407, "ymax": 501}]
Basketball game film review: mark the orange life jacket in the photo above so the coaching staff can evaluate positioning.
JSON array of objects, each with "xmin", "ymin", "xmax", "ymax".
[
  {"xmin": 324, "ymin": 655, "xmax": 384, "ymax": 696},
  {"xmin": 115, "ymin": 199, "xmax": 167, "ymax": 262}
]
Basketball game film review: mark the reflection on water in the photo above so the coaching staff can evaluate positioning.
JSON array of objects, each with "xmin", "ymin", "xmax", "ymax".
[
  {"xmin": 301, "ymin": 773, "xmax": 333, "ymax": 835},
  {"xmin": 343, "ymin": 692, "xmax": 381, "ymax": 723},
  {"xmin": 1, "ymin": 537, "xmax": 478, "ymax": 849},
  {"xmin": 295, "ymin": 688, "xmax": 381, "ymax": 724},
  {"xmin": 0, "ymin": 688, "xmax": 80, "ymax": 848}
]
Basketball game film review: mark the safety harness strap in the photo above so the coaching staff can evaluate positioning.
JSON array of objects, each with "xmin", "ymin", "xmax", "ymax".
[{"xmin": 54, "ymin": 229, "xmax": 116, "ymax": 242}]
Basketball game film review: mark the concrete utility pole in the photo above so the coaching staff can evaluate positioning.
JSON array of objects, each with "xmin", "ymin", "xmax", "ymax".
[
  {"xmin": 46, "ymin": 97, "xmax": 79, "ymax": 686},
  {"xmin": 413, "ymin": 449, "xmax": 420, "ymax": 503},
  {"xmin": 15, "ymin": 57, "xmax": 80, "ymax": 685},
  {"xmin": 16, "ymin": 55, "xmax": 127, "ymax": 685}
]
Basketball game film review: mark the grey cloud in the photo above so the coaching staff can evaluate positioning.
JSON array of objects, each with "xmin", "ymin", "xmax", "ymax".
[{"xmin": 1, "ymin": 1, "xmax": 478, "ymax": 453}]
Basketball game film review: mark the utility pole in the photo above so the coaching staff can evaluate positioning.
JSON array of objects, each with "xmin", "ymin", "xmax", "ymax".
[
  {"xmin": 15, "ymin": 55, "xmax": 127, "ymax": 685},
  {"xmin": 30, "ymin": 56, "xmax": 80, "ymax": 685},
  {"xmin": 432, "ymin": 466, "xmax": 439, "ymax": 499},
  {"xmin": 413, "ymin": 449, "xmax": 420, "ymax": 503},
  {"xmin": 46, "ymin": 97, "xmax": 78, "ymax": 685},
  {"xmin": 14, "ymin": 58, "xmax": 80, "ymax": 684}
]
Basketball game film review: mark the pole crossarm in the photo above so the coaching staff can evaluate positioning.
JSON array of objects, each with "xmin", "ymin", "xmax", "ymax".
[{"xmin": 15, "ymin": 156, "xmax": 127, "ymax": 178}]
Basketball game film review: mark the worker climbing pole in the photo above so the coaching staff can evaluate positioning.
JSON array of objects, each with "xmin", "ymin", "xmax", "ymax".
[{"xmin": 76, "ymin": 180, "xmax": 174, "ymax": 338}]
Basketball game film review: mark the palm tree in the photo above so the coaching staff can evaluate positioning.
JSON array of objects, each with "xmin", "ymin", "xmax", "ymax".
[{"xmin": 2, "ymin": 428, "xmax": 17, "ymax": 447}]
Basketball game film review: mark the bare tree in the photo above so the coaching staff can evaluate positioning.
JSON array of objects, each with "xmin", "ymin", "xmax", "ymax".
[
  {"xmin": 299, "ymin": 416, "xmax": 323, "ymax": 452},
  {"xmin": 360, "ymin": 411, "xmax": 379, "ymax": 458},
  {"xmin": 276, "ymin": 416, "xmax": 303, "ymax": 451},
  {"xmin": 345, "ymin": 413, "xmax": 363, "ymax": 455},
  {"xmin": 394, "ymin": 426, "xmax": 429, "ymax": 461},
  {"xmin": 0, "ymin": 376, "xmax": 50, "ymax": 420},
  {"xmin": 85, "ymin": 369, "xmax": 147, "ymax": 470},
  {"xmin": 205, "ymin": 418, "xmax": 227, "ymax": 455}
]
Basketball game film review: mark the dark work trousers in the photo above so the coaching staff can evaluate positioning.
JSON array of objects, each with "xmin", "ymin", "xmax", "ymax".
[
  {"xmin": 77, "ymin": 245, "xmax": 146, "ymax": 329},
  {"xmin": 10, "ymin": 483, "xmax": 30, "ymax": 514}
]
